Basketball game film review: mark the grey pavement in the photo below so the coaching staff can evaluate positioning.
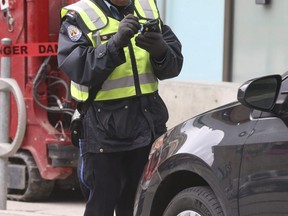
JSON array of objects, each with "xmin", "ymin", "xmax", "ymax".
[
  {"xmin": 0, "ymin": 190, "xmax": 86, "ymax": 216},
  {"xmin": 0, "ymin": 200, "xmax": 85, "ymax": 216}
]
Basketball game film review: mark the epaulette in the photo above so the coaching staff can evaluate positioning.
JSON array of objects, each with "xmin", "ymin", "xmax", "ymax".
[{"xmin": 65, "ymin": 10, "xmax": 78, "ymax": 23}]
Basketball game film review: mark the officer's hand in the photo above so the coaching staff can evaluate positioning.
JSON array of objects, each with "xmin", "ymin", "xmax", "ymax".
[
  {"xmin": 135, "ymin": 32, "xmax": 168, "ymax": 61},
  {"xmin": 113, "ymin": 14, "xmax": 141, "ymax": 49}
]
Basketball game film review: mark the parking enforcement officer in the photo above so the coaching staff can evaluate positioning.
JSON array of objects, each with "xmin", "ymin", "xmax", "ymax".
[{"xmin": 57, "ymin": 0, "xmax": 183, "ymax": 215}]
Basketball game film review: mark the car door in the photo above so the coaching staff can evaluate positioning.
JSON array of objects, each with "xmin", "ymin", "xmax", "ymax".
[{"xmin": 239, "ymin": 76, "xmax": 288, "ymax": 215}]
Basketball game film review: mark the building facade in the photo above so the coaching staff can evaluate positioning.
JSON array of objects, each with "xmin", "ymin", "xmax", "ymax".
[{"xmin": 158, "ymin": 0, "xmax": 288, "ymax": 83}]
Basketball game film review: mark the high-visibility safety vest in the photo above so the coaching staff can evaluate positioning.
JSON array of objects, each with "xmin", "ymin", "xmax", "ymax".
[{"xmin": 61, "ymin": 0, "xmax": 161, "ymax": 101}]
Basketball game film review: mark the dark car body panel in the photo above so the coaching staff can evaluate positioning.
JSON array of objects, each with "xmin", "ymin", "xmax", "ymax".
[
  {"xmin": 239, "ymin": 116, "xmax": 288, "ymax": 215},
  {"xmin": 134, "ymin": 102, "xmax": 256, "ymax": 216},
  {"xmin": 134, "ymin": 74, "xmax": 288, "ymax": 216}
]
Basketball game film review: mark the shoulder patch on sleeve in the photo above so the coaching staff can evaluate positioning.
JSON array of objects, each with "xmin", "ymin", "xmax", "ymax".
[{"xmin": 67, "ymin": 25, "xmax": 83, "ymax": 42}]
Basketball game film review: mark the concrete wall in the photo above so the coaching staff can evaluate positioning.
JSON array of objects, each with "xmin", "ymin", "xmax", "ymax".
[{"xmin": 158, "ymin": 80, "xmax": 241, "ymax": 129}]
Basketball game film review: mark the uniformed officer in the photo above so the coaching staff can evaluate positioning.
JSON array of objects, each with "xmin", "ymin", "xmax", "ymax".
[{"xmin": 57, "ymin": 0, "xmax": 183, "ymax": 215}]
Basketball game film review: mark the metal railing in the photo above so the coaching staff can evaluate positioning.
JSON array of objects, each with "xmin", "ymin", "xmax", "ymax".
[{"xmin": 0, "ymin": 38, "xmax": 26, "ymax": 210}]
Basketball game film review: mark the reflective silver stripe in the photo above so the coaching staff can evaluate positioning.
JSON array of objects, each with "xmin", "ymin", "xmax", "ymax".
[
  {"xmin": 82, "ymin": 0, "xmax": 107, "ymax": 29},
  {"xmin": 65, "ymin": 0, "xmax": 105, "ymax": 30},
  {"xmin": 101, "ymin": 73, "xmax": 157, "ymax": 91},
  {"xmin": 137, "ymin": 0, "xmax": 155, "ymax": 18},
  {"xmin": 71, "ymin": 80, "xmax": 89, "ymax": 92},
  {"xmin": 92, "ymin": 31, "xmax": 102, "ymax": 47},
  {"xmin": 139, "ymin": 73, "xmax": 158, "ymax": 85}
]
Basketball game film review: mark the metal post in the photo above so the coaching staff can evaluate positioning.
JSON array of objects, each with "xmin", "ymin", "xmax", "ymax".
[{"xmin": 0, "ymin": 38, "xmax": 12, "ymax": 210}]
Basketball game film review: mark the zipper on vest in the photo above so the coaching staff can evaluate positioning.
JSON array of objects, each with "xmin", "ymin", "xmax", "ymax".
[{"xmin": 128, "ymin": 42, "xmax": 141, "ymax": 96}]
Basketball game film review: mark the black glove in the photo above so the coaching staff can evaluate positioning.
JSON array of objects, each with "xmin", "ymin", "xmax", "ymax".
[
  {"xmin": 112, "ymin": 14, "xmax": 141, "ymax": 49},
  {"xmin": 135, "ymin": 32, "xmax": 168, "ymax": 61}
]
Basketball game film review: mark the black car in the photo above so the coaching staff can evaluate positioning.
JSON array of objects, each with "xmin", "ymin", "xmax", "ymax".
[{"xmin": 133, "ymin": 72, "xmax": 288, "ymax": 216}]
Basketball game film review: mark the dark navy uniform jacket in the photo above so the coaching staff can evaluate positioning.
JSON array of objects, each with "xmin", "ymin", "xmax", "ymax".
[{"xmin": 57, "ymin": 0, "xmax": 183, "ymax": 154}]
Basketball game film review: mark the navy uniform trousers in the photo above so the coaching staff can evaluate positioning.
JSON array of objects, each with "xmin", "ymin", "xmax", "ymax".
[{"xmin": 78, "ymin": 144, "xmax": 151, "ymax": 216}]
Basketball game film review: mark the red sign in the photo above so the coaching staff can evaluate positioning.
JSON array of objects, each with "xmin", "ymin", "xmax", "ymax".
[{"xmin": 0, "ymin": 42, "xmax": 58, "ymax": 57}]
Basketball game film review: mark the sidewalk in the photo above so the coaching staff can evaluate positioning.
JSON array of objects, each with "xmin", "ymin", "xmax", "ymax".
[
  {"xmin": 0, "ymin": 200, "xmax": 85, "ymax": 216},
  {"xmin": 0, "ymin": 190, "xmax": 85, "ymax": 216}
]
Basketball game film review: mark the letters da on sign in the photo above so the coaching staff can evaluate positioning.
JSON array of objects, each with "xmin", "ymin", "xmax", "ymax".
[{"xmin": 38, "ymin": 44, "xmax": 58, "ymax": 54}]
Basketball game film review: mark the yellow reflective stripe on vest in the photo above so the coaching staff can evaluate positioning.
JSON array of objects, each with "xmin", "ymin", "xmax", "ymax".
[
  {"xmin": 81, "ymin": 0, "xmax": 108, "ymax": 31},
  {"xmin": 61, "ymin": 0, "xmax": 108, "ymax": 101},
  {"xmin": 94, "ymin": 36, "xmax": 158, "ymax": 101},
  {"xmin": 96, "ymin": 81, "xmax": 158, "ymax": 101},
  {"xmin": 61, "ymin": 0, "xmax": 107, "ymax": 31},
  {"xmin": 62, "ymin": 0, "xmax": 160, "ymax": 102},
  {"xmin": 134, "ymin": 0, "xmax": 159, "ymax": 19},
  {"xmin": 70, "ymin": 81, "xmax": 89, "ymax": 102}
]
